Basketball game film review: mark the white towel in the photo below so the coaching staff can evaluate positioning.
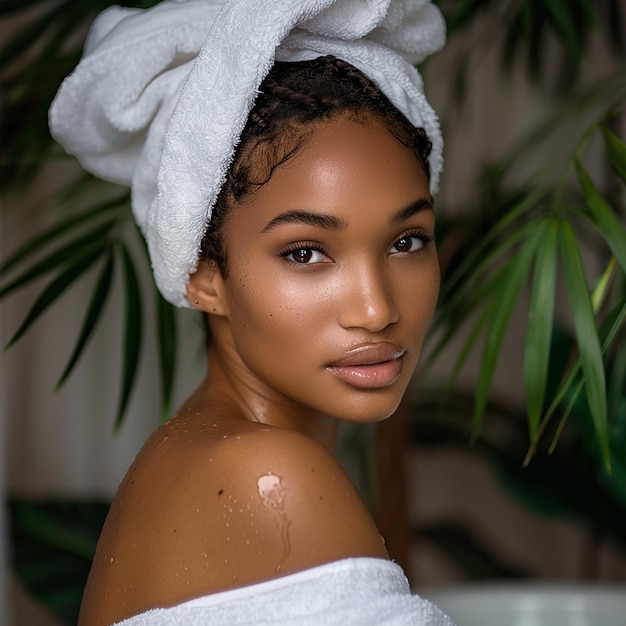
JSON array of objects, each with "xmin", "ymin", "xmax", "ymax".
[
  {"xmin": 112, "ymin": 557, "xmax": 455, "ymax": 625},
  {"xmin": 49, "ymin": 0, "xmax": 445, "ymax": 307}
]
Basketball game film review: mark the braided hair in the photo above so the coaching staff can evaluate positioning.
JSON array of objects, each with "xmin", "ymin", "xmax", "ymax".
[{"xmin": 200, "ymin": 55, "xmax": 432, "ymax": 277}]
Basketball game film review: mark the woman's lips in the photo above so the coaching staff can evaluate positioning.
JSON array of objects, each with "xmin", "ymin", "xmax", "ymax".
[{"xmin": 326, "ymin": 343, "xmax": 406, "ymax": 389}]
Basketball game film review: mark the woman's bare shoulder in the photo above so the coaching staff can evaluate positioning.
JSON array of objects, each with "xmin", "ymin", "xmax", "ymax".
[{"xmin": 79, "ymin": 417, "xmax": 387, "ymax": 625}]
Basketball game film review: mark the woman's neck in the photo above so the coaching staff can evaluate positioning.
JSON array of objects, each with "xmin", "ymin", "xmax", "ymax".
[{"xmin": 192, "ymin": 342, "xmax": 339, "ymax": 452}]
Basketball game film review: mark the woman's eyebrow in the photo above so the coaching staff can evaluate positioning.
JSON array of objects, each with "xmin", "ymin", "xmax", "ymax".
[
  {"xmin": 391, "ymin": 198, "xmax": 433, "ymax": 223},
  {"xmin": 261, "ymin": 199, "xmax": 432, "ymax": 234},
  {"xmin": 261, "ymin": 209, "xmax": 346, "ymax": 233}
]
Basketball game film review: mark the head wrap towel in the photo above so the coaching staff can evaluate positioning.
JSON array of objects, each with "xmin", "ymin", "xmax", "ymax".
[{"xmin": 50, "ymin": 0, "xmax": 446, "ymax": 307}]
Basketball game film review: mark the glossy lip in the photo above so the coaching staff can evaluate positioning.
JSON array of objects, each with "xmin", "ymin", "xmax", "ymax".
[{"xmin": 326, "ymin": 343, "xmax": 406, "ymax": 389}]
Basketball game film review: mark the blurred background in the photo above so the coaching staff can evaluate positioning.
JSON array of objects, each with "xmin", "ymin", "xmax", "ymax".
[{"xmin": 2, "ymin": 1, "xmax": 626, "ymax": 624}]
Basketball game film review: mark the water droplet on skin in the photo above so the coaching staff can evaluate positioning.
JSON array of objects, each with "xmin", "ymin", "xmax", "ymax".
[{"xmin": 257, "ymin": 471, "xmax": 292, "ymax": 573}]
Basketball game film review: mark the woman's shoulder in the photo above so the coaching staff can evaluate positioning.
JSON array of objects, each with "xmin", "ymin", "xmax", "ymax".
[
  {"xmin": 133, "ymin": 419, "xmax": 387, "ymax": 562},
  {"xmin": 80, "ymin": 414, "xmax": 387, "ymax": 625}
]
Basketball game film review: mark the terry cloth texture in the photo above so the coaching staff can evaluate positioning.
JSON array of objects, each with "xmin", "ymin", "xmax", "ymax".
[
  {"xmin": 112, "ymin": 557, "xmax": 456, "ymax": 625},
  {"xmin": 50, "ymin": 0, "xmax": 446, "ymax": 307}
]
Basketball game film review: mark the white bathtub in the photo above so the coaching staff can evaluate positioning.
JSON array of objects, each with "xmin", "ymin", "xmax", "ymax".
[{"xmin": 421, "ymin": 584, "xmax": 626, "ymax": 626}]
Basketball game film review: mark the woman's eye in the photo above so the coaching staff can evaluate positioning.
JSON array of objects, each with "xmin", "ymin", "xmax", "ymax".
[
  {"xmin": 390, "ymin": 235, "xmax": 426, "ymax": 254},
  {"xmin": 283, "ymin": 247, "xmax": 327, "ymax": 264}
]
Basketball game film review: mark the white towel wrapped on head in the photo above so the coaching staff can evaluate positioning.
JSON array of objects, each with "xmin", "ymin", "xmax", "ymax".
[
  {"xmin": 112, "ymin": 557, "xmax": 455, "ymax": 625},
  {"xmin": 50, "ymin": 0, "xmax": 445, "ymax": 307}
]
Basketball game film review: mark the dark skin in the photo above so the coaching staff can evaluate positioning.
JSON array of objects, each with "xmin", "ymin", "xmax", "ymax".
[{"xmin": 79, "ymin": 114, "xmax": 439, "ymax": 626}]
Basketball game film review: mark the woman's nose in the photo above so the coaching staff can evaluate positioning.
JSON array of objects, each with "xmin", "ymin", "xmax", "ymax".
[{"xmin": 336, "ymin": 264, "xmax": 400, "ymax": 332}]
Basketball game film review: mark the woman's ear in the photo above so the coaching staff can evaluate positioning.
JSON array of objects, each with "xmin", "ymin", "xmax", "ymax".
[{"xmin": 186, "ymin": 260, "xmax": 229, "ymax": 316}]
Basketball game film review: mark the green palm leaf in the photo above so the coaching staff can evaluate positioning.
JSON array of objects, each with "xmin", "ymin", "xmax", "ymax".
[
  {"xmin": 543, "ymin": 294, "xmax": 626, "ymax": 460},
  {"xmin": 0, "ymin": 219, "xmax": 117, "ymax": 300},
  {"xmin": 602, "ymin": 125, "xmax": 626, "ymax": 183},
  {"xmin": 428, "ymin": 262, "xmax": 511, "ymax": 370},
  {"xmin": 156, "ymin": 291, "xmax": 177, "ymax": 422},
  {"xmin": 114, "ymin": 242, "xmax": 143, "ymax": 431},
  {"xmin": 443, "ymin": 306, "xmax": 491, "ymax": 404},
  {"xmin": 559, "ymin": 219, "xmax": 610, "ymax": 468},
  {"xmin": 524, "ymin": 218, "xmax": 558, "ymax": 445},
  {"xmin": 576, "ymin": 160, "xmax": 626, "ymax": 275},
  {"xmin": 5, "ymin": 247, "xmax": 105, "ymax": 348},
  {"xmin": 440, "ymin": 188, "xmax": 546, "ymax": 301},
  {"xmin": 0, "ymin": 195, "xmax": 125, "ymax": 275},
  {"xmin": 56, "ymin": 250, "xmax": 115, "ymax": 388},
  {"xmin": 473, "ymin": 229, "xmax": 542, "ymax": 435}
]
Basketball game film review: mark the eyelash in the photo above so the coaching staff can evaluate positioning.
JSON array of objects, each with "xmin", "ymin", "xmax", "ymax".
[
  {"xmin": 279, "ymin": 230, "xmax": 433, "ymax": 266},
  {"xmin": 280, "ymin": 241, "xmax": 328, "ymax": 266},
  {"xmin": 390, "ymin": 229, "xmax": 433, "ymax": 254}
]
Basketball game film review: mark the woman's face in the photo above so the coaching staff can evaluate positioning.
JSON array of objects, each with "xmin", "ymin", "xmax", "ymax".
[{"xmin": 215, "ymin": 114, "xmax": 439, "ymax": 424}]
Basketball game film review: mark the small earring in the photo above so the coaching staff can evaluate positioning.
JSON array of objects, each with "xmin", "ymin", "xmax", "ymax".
[{"xmin": 193, "ymin": 299, "xmax": 199, "ymax": 305}]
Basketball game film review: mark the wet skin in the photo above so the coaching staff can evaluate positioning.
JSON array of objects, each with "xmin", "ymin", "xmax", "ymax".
[
  {"xmin": 194, "ymin": 113, "xmax": 439, "ymax": 443},
  {"xmin": 78, "ymin": 114, "xmax": 439, "ymax": 625}
]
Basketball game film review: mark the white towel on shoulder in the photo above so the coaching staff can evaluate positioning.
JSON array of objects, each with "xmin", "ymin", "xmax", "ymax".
[{"xmin": 112, "ymin": 557, "xmax": 455, "ymax": 625}]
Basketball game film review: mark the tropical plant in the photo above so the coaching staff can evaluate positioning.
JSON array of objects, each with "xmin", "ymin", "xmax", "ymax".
[
  {"xmin": 412, "ymin": 0, "xmax": 626, "ymax": 583},
  {"xmin": 2, "ymin": 0, "xmax": 626, "ymax": 623},
  {"xmin": 1, "ymin": 0, "xmax": 172, "ymax": 428},
  {"xmin": 426, "ymin": 0, "xmax": 626, "ymax": 472},
  {"xmin": 428, "ymin": 102, "xmax": 626, "ymax": 471}
]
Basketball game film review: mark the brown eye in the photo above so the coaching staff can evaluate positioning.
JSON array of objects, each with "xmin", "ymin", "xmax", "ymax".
[
  {"xmin": 282, "ymin": 246, "xmax": 328, "ymax": 264},
  {"xmin": 394, "ymin": 237, "xmax": 413, "ymax": 252},
  {"xmin": 292, "ymin": 248, "xmax": 313, "ymax": 263},
  {"xmin": 390, "ymin": 235, "xmax": 424, "ymax": 254}
]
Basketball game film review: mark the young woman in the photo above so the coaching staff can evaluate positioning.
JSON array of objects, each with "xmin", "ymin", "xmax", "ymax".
[{"xmin": 50, "ymin": 2, "xmax": 452, "ymax": 624}]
